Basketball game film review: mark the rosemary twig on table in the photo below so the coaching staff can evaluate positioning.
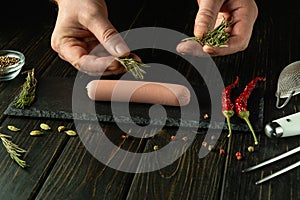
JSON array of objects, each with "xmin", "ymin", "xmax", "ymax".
[
  {"xmin": 0, "ymin": 133, "xmax": 27, "ymax": 168},
  {"xmin": 115, "ymin": 57, "xmax": 149, "ymax": 80},
  {"xmin": 14, "ymin": 68, "xmax": 37, "ymax": 109},
  {"xmin": 182, "ymin": 17, "xmax": 233, "ymax": 47}
]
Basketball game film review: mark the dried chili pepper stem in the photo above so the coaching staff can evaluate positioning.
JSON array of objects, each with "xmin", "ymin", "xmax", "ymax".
[
  {"xmin": 222, "ymin": 76, "xmax": 239, "ymax": 137},
  {"xmin": 235, "ymin": 77, "xmax": 266, "ymax": 145},
  {"xmin": 223, "ymin": 110, "xmax": 234, "ymax": 137},
  {"xmin": 238, "ymin": 110, "xmax": 258, "ymax": 145}
]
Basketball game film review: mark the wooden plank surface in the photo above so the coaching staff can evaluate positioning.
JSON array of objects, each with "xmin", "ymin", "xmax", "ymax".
[
  {"xmin": 0, "ymin": 0, "xmax": 300, "ymax": 200},
  {"xmin": 126, "ymin": 129, "xmax": 228, "ymax": 200},
  {"xmin": 35, "ymin": 122, "xmax": 147, "ymax": 200},
  {"xmin": 0, "ymin": 119, "xmax": 72, "ymax": 200}
]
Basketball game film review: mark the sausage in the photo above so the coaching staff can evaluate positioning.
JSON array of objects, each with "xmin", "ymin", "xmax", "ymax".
[{"xmin": 86, "ymin": 80, "xmax": 191, "ymax": 106}]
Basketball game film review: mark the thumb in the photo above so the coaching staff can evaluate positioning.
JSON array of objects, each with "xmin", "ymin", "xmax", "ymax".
[
  {"xmin": 194, "ymin": 0, "xmax": 224, "ymax": 38},
  {"xmin": 89, "ymin": 16, "xmax": 130, "ymax": 58}
]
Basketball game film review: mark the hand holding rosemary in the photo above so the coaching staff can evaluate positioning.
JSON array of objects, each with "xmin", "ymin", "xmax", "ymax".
[
  {"xmin": 14, "ymin": 68, "xmax": 37, "ymax": 109},
  {"xmin": 115, "ymin": 56, "xmax": 149, "ymax": 80},
  {"xmin": 182, "ymin": 17, "xmax": 233, "ymax": 47}
]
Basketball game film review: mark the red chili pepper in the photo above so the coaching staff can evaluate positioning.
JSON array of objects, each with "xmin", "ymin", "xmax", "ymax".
[
  {"xmin": 222, "ymin": 76, "xmax": 239, "ymax": 137},
  {"xmin": 235, "ymin": 77, "xmax": 266, "ymax": 145}
]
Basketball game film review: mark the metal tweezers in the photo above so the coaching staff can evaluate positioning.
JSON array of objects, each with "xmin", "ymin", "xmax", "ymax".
[{"xmin": 242, "ymin": 146, "xmax": 300, "ymax": 185}]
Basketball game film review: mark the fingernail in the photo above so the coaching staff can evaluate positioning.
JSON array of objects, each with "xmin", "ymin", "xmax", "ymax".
[
  {"xmin": 194, "ymin": 23, "xmax": 207, "ymax": 38},
  {"xmin": 115, "ymin": 43, "xmax": 130, "ymax": 57}
]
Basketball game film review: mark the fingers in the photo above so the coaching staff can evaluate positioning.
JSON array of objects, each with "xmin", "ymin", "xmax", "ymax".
[
  {"xmin": 87, "ymin": 16, "xmax": 130, "ymax": 58},
  {"xmin": 176, "ymin": 40, "xmax": 207, "ymax": 57},
  {"xmin": 202, "ymin": 25, "xmax": 251, "ymax": 56},
  {"xmin": 76, "ymin": 52, "xmax": 142, "ymax": 76},
  {"xmin": 75, "ymin": 54, "xmax": 123, "ymax": 74},
  {"xmin": 194, "ymin": 0, "xmax": 225, "ymax": 38},
  {"xmin": 202, "ymin": 7, "xmax": 258, "ymax": 56}
]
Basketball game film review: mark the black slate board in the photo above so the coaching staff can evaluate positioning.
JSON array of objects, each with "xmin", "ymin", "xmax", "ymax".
[{"xmin": 4, "ymin": 74, "xmax": 264, "ymax": 132}]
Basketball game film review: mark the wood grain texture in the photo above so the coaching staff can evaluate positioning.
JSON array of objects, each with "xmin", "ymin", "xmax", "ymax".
[
  {"xmin": 0, "ymin": 118, "xmax": 72, "ymax": 200},
  {"xmin": 127, "ymin": 129, "xmax": 228, "ymax": 200},
  {"xmin": 0, "ymin": 0, "xmax": 300, "ymax": 200},
  {"xmin": 35, "ymin": 122, "xmax": 147, "ymax": 200}
]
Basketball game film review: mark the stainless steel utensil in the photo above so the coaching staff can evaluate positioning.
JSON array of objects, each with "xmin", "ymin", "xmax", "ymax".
[
  {"xmin": 264, "ymin": 112, "xmax": 300, "ymax": 138},
  {"xmin": 276, "ymin": 60, "xmax": 300, "ymax": 109},
  {"xmin": 242, "ymin": 146, "xmax": 300, "ymax": 184}
]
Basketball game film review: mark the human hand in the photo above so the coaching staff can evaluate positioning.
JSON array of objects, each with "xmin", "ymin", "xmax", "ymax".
[
  {"xmin": 177, "ymin": 0, "xmax": 258, "ymax": 57},
  {"xmin": 51, "ymin": 0, "xmax": 138, "ymax": 76}
]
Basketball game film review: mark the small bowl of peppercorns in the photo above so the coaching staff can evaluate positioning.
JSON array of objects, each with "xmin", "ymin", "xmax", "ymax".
[{"xmin": 0, "ymin": 50, "xmax": 25, "ymax": 81}]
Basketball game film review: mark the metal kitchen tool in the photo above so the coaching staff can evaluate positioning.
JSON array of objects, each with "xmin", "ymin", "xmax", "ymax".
[
  {"xmin": 264, "ymin": 112, "xmax": 300, "ymax": 138},
  {"xmin": 242, "ymin": 146, "xmax": 300, "ymax": 185},
  {"xmin": 276, "ymin": 60, "xmax": 300, "ymax": 109}
]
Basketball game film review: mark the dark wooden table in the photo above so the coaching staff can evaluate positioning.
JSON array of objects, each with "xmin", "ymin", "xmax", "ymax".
[{"xmin": 1, "ymin": 1, "xmax": 300, "ymax": 200}]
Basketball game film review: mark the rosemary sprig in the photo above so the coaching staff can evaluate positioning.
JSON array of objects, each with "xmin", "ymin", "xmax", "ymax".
[
  {"xmin": 14, "ymin": 68, "xmax": 37, "ymax": 109},
  {"xmin": 182, "ymin": 17, "xmax": 233, "ymax": 47},
  {"xmin": 115, "ymin": 57, "xmax": 149, "ymax": 79},
  {"xmin": 0, "ymin": 133, "xmax": 27, "ymax": 168}
]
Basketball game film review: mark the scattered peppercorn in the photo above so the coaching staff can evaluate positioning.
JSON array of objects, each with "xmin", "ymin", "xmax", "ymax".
[
  {"xmin": 202, "ymin": 141, "xmax": 208, "ymax": 147},
  {"xmin": 182, "ymin": 136, "xmax": 188, "ymax": 142},
  {"xmin": 210, "ymin": 135, "xmax": 217, "ymax": 140},
  {"xmin": 235, "ymin": 151, "xmax": 243, "ymax": 160},
  {"xmin": 121, "ymin": 134, "xmax": 128, "ymax": 139},
  {"xmin": 235, "ymin": 152, "xmax": 242, "ymax": 157},
  {"xmin": 236, "ymin": 155, "xmax": 243, "ymax": 160},
  {"xmin": 208, "ymin": 145, "xmax": 214, "ymax": 151},
  {"xmin": 219, "ymin": 148, "xmax": 225, "ymax": 155},
  {"xmin": 170, "ymin": 135, "xmax": 176, "ymax": 140},
  {"xmin": 248, "ymin": 146, "xmax": 255, "ymax": 152}
]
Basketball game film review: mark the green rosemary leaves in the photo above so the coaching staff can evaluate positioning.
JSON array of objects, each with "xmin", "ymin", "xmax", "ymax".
[
  {"xmin": 0, "ymin": 133, "xmax": 27, "ymax": 168},
  {"xmin": 115, "ymin": 57, "xmax": 149, "ymax": 80},
  {"xmin": 182, "ymin": 17, "xmax": 233, "ymax": 47},
  {"xmin": 14, "ymin": 68, "xmax": 37, "ymax": 109}
]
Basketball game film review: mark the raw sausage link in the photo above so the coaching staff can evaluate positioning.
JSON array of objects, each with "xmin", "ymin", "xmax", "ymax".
[{"xmin": 86, "ymin": 80, "xmax": 191, "ymax": 106}]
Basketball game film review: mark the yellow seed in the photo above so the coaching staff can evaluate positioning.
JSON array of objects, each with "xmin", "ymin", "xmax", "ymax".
[
  {"xmin": 65, "ymin": 130, "xmax": 77, "ymax": 136},
  {"xmin": 153, "ymin": 145, "xmax": 159, "ymax": 151},
  {"xmin": 248, "ymin": 146, "xmax": 255, "ymax": 152},
  {"xmin": 57, "ymin": 126, "xmax": 66, "ymax": 132},
  {"xmin": 7, "ymin": 125, "xmax": 20, "ymax": 132},
  {"xmin": 30, "ymin": 130, "xmax": 43, "ymax": 136},
  {"xmin": 182, "ymin": 136, "xmax": 188, "ymax": 142},
  {"xmin": 40, "ymin": 123, "xmax": 51, "ymax": 130},
  {"xmin": 208, "ymin": 145, "xmax": 214, "ymax": 151}
]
